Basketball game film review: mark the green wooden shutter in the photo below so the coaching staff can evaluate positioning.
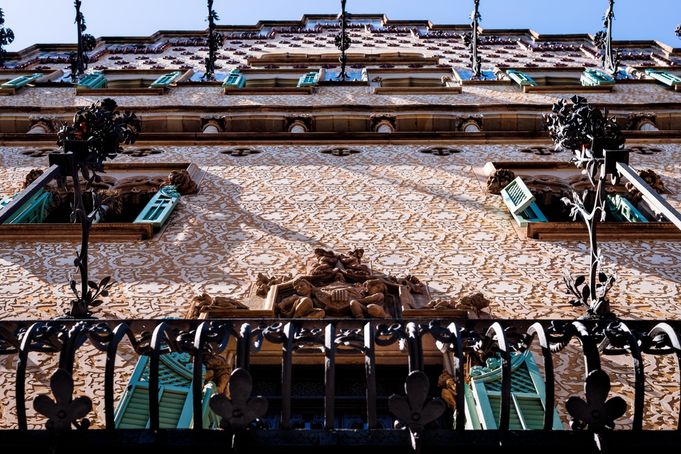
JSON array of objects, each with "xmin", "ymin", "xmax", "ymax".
[
  {"xmin": 150, "ymin": 71, "xmax": 182, "ymax": 88},
  {"xmin": 645, "ymin": 69, "xmax": 681, "ymax": 88},
  {"xmin": 77, "ymin": 72, "xmax": 108, "ymax": 89},
  {"xmin": 0, "ymin": 195, "xmax": 14, "ymax": 210},
  {"xmin": 4, "ymin": 189, "xmax": 52, "ymax": 224},
  {"xmin": 297, "ymin": 71, "xmax": 320, "ymax": 88},
  {"xmin": 506, "ymin": 69, "xmax": 538, "ymax": 87},
  {"xmin": 466, "ymin": 351, "xmax": 562, "ymax": 430},
  {"xmin": 501, "ymin": 178, "xmax": 548, "ymax": 227},
  {"xmin": 1, "ymin": 73, "xmax": 43, "ymax": 89},
  {"xmin": 581, "ymin": 69, "xmax": 615, "ymax": 86},
  {"xmin": 222, "ymin": 70, "xmax": 246, "ymax": 89},
  {"xmin": 115, "ymin": 352, "xmax": 217, "ymax": 429},
  {"xmin": 133, "ymin": 185, "xmax": 180, "ymax": 228}
]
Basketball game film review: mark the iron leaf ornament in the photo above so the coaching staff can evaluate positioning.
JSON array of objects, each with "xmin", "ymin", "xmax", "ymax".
[
  {"xmin": 203, "ymin": 0, "xmax": 224, "ymax": 81},
  {"xmin": 593, "ymin": 0, "xmax": 620, "ymax": 75},
  {"xmin": 34, "ymin": 369, "xmax": 92, "ymax": 430},
  {"xmin": 676, "ymin": 24, "xmax": 681, "ymax": 39},
  {"xmin": 57, "ymin": 99, "xmax": 140, "ymax": 318},
  {"xmin": 388, "ymin": 371, "xmax": 446, "ymax": 453},
  {"xmin": 544, "ymin": 96, "xmax": 624, "ymax": 319},
  {"xmin": 0, "ymin": 8, "xmax": 15, "ymax": 67},
  {"xmin": 462, "ymin": 0, "xmax": 482, "ymax": 79},
  {"xmin": 566, "ymin": 369, "xmax": 626, "ymax": 431},
  {"xmin": 209, "ymin": 368, "xmax": 268, "ymax": 430},
  {"xmin": 70, "ymin": 1, "xmax": 96, "ymax": 80},
  {"xmin": 335, "ymin": 0, "xmax": 352, "ymax": 81}
]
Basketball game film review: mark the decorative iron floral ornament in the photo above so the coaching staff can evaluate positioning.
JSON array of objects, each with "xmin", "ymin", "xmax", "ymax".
[
  {"xmin": 593, "ymin": 0, "xmax": 620, "ymax": 76},
  {"xmin": 544, "ymin": 96, "xmax": 625, "ymax": 318},
  {"xmin": 335, "ymin": 0, "xmax": 352, "ymax": 81},
  {"xmin": 56, "ymin": 98, "xmax": 141, "ymax": 317},
  {"xmin": 462, "ymin": 0, "xmax": 482, "ymax": 79},
  {"xmin": 388, "ymin": 371, "xmax": 446, "ymax": 453},
  {"xmin": 33, "ymin": 369, "xmax": 92, "ymax": 430},
  {"xmin": 203, "ymin": 0, "xmax": 224, "ymax": 81},
  {"xmin": 0, "ymin": 8, "xmax": 15, "ymax": 66},
  {"xmin": 209, "ymin": 368, "xmax": 268, "ymax": 430},
  {"xmin": 70, "ymin": 1, "xmax": 96, "ymax": 81},
  {"xmin": 566, "ymin": 369, "xmax": 626, "ymax": 431},
  {"xmin": 676, "ymin": 24, "xmax": 681, "ymax": 39}
]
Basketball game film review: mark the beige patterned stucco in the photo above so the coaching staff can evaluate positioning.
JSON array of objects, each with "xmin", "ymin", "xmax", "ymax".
[{"xmin": 0, "ymin": 142, "xmax": 680, "ymax": 430}]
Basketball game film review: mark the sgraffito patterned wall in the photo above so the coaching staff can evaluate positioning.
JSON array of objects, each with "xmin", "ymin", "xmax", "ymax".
[{"xmin": 0, "ymin": 143, "xmax": 680, "ymax": 429}]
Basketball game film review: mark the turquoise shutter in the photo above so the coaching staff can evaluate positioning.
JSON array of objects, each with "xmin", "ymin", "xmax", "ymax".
[
  {"xmin": 115, "ymin": 352, "xmax": 218, "ymax": 429},
  {"xmin": 506, "ymin": 69, "xmax": 537, "ymax": 87},
  {"xmin": 500, "ymin": 177, "xmax": 548, "ymax": 227},
  {"xmin": 133, "ymin": 185, "xmax": 180, "ymax": 228},
  {"xmin": 581, "ymin": 69, "xmax": 615, "ymax": 86},
  {"xmin": 297, "ymin": 71, "xmax": 320, "ymax": 88},
  {"xmin": 4, "ymin": 189, "xmax": 52, "ymax": 224},
  {"xmin": 77, "ymin": 72, "xmax": 108, "ymax": 89},
  {"xmin": 466, "ymin": 352, "xmax": 562, "ymax": 430},
  {"xmin": 645, "ymin": 69, "xmax": 681, "ymax": 88},
  {"xmin": 150, "ymin": 71, "xmax": 182, "ymax": 88},
  {"xmin": 607, "ymin": 194, "xmax": 648, "ymax": 223},
  {"xmin": 1, "ymin": 73, "xmax": 43, "ymax": 89},
  {"xmin": 222, "ymin": 70, "xmax": 246, "ymax": 89},
  {"xmin": 0, "ymin": 195, "xmax": 14, "ymax": 210}
]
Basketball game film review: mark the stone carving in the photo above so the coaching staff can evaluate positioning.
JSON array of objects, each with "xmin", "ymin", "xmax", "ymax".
[
  {"xmin": 628, "ymin": 146, "xmax": 663, "ymax": 155},
  {"xmin": 267, "ymin": 248, "xmax": 432, "ymax": 318},
  {"xmin": 187, "ymin": 292, "xmax": 248, "ymax": 318},
  {"xmin": 486, "ymin": 169, "xmax": 516, "ymax": 194},
  {"xmin": 370, "ymin": 114, "xmax": 396, "ymax": 132},
  {"xmin": 437, "ymin": 370, "xmax": 457, "ymax": 410},
  {"xmin": 23, "ymin": 168, "xmax": 44, "ymax": 189},
  {"xmin": 622, "ymin": 112, "xmax": 657, "ymax": 131},
  {"xmin": 162, "ymin": 169, "xmax": 199, "ymax": 195},
  {"xmin": 255, "ymin": 273, "xmax": 293, "ymax": 298},
  {"xmin": 626, "ymin": 169, "xmax": 669, "ymax": 203},
  {"xmin": 426, "ymin": 292, "xmax": 492, "ymax": 318},
  {"xmin": 519, "ymin": 146, "xmax": 562, "ymax": 155},
  {"xmin": 205, "ymin": 353, "xmax": 232, "ymax": 396}
]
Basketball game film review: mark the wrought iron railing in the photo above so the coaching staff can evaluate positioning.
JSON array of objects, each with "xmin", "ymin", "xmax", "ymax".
[{"xmin": 0, "ymin": 318, "xmax": 680, "ymax": 452}]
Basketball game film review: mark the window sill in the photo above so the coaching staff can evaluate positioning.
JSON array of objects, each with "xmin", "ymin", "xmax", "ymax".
[
  {"xmin": 525, "ymin": 221, "xmax": 681, "ymax": 240},
  {"xmin": 522, "ymin": 84, "xmax": 614, "ymax": 94},
  {"xmin": 223, "ymin": 86, "xmax": 314, "ymax": 95},
  {"xmin": 75, "ymin": 87, "xmax": 166, "ymax": 96},
  {"xmin": 0, "ymin": 222, "xmax": 153, "ymax": 241},
  {"xmin": 373, "ymin": 86, "xmax": 462, "ymax": 95}
]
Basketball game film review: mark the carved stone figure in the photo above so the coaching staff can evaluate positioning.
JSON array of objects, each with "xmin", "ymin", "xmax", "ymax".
[
  {"xmin": 438, "ymin": 371, "xmax": 457, "ymax": 410},
  {"xmin": 349, "ymin": 279, "xmax": 388, "ymax": 318},
  {"xmin": 276, "ymin": 277, "xmax": 326, "ymax": 318},
  {"xmin": 162, "ymin": 169, "xmax": 199, "ymax": 195},
  {"xmin": 188, "ymin": 292, "xmax": 248, "ymax": 318},
  {"xmin": 23, "ymin": 168, "xmax": 44, "ymax": 189},
  {"xmin": 426, "ymin": 292, "xmax": 491, "ymax": 318},
  {"xmin": 487, "ymin": 169, "xmax": 516, "ymax": 194},
  {"xmin": 626, "ymin": 169, "xmax": 668, "ymax": 204},
  {"xmin": 307, "ymin": 247, "xmax": 371, "ymax": 281},
  {"xmin": 204, "ymin": 353, "xmax": 232, "ymax": 396},
  {"xmin": 256, "ymin": 273, "xmax": 293, "ymax": 298}
]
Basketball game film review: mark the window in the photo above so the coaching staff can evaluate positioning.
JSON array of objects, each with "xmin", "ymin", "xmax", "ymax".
[
  {"xmin": 0, "ymin": 161, "xmax": 201, "ymax": 241},
  {"xmin": 503, "ymin": 68, "xmax": 615, "ymax": 93},
  {"xmin": 75, "ymin": 70, "xmax": 186, "ymax": 95},
  {"xmin": 369, "ymin": 69, "xmax": 461, "ymax": 94},
  {"xmin": 484, "ymin": 161, "xmax": 681, "ymax": 240},
  {"xmin": 223, "ymin": 69, "xmax": 319, "ymax": 94}
]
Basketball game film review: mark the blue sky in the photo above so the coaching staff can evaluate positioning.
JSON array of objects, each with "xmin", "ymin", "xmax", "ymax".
[{"xmin": 4, "ymin": 0, "xmax": 680, "ymax": 51}]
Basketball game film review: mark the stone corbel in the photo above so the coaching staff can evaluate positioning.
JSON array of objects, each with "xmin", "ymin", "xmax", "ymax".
[
  {"xmin": 457, "ymin": 115, "xmax": 483, "ymax": 132},
  {"xmin": 622, "ymin": 112, "xmax": 657, "ymax": 131},
  {"xmin": 370, "ymin": 114, "xmax": 396, "ymax": 133},
  {"xmin": 201, "ymin": 116, "xmax": 226, "ymax": 133},
  {"xmin": 27, "ymin": 116, "xmax": 60, "ymax": 134},
  {"xmin": 286, "ymin": 115, "xmax": 312, "ymax": 133}
]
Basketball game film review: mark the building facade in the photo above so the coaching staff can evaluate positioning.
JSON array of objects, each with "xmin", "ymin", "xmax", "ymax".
[{"xmin": 0, "ymin": 10, "xmax": 680, "ymax": 452}]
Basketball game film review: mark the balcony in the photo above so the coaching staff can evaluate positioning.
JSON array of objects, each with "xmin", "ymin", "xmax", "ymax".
[{"xmin": 1, "ymin": 318, "xmax": 680, "ymax": 453}]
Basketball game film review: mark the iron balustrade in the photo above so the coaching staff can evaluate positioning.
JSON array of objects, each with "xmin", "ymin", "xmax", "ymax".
[{"xmin": 0, "ymin": 318, "xmax": 680, "ymax": 452}]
